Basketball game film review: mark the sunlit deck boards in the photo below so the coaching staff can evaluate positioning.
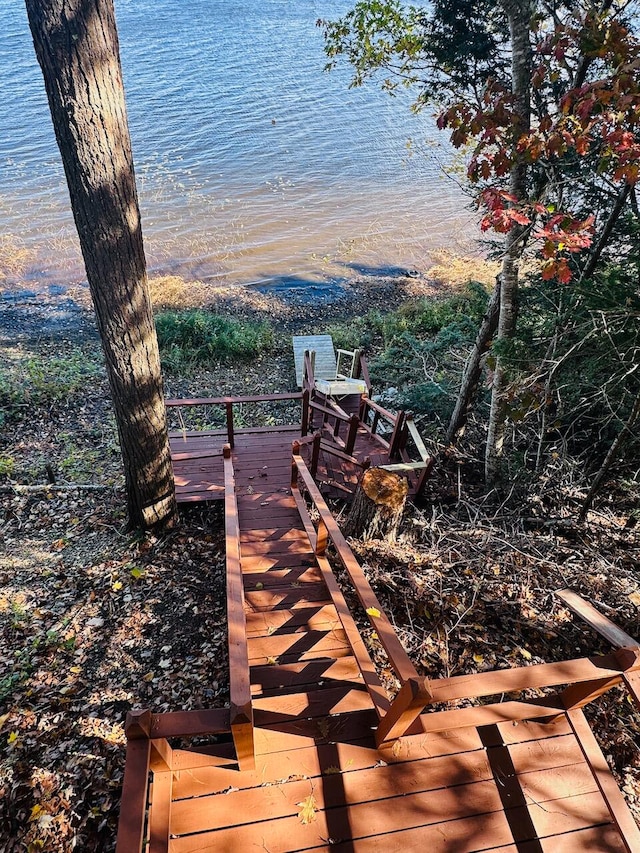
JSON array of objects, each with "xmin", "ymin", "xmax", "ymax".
[
  {"xmin": 157, "ymin": 424, "xmax": 639, "ymax": 853},
  {"xmin": 161, "ymin": 716, "xmax": 633, "ymax": 852}
]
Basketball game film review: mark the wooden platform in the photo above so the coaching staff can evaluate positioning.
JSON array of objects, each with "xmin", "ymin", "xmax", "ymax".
[{"xmin": 116, "ymin": 395, "xmax": 640, "ymax": 851}]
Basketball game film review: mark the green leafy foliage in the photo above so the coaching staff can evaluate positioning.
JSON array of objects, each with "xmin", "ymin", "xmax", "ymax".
[
  {"xmin": 155, "ymin": 310, "xmax": 273, "ymax": 369},
  {"xmin": 327, "ymin": 283, "xmax": 489, "ymax": 423}
]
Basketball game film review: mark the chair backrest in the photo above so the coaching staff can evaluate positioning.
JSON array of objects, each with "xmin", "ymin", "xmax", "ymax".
[{"xmin": 292, "ymin": 335, "xmax": 337, "ymax": 387}]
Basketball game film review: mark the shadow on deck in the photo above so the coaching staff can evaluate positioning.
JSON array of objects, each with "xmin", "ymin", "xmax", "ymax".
[{"xmin": 115, "ymin": 393, "xmax": 640, "ymax": 852}]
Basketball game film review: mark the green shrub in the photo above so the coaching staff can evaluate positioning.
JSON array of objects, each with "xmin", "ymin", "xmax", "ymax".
[
  {"xmin": 0, "ymin": 349, "xmax": 103, "ymax": 423},
  {"xmin": 155, "ymin": 311, "xmax": 273, "ymax": 369}
]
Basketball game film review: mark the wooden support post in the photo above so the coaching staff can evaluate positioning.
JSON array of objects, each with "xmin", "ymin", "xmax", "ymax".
[
  {"xmin": 291, "ymin": 441, "xmax": 300, "ymax": 489},
  {"xmin": 388, "ymin": 410, "xmax": 406, "ymax": 461},
  {"xmin": 116, "ymin": 711, "xmax": 153, "ymax": 853},
  {"xmin": 225, "ymin": 401, "xmax": 234, "ymax": 448},
  {"xmin": 316, "ymin": 517, "xmax": 328, "ymax": 557},
  {"xmin": 375, "ymin": 677, "xmax": 432, "ymax": 747},
  {"xmin": 148, "ymin": 770, "xmax": 172, "ymax": 853},
  {"xmin": 311, "ymin": 432, "xmax": 321, "ymax": 478},
  {"xmin": 301, "ymin": 388, "xmax": 310, "ymax": 436},
  {"xmin": 346, "ymin": 413, "xmax": 359, "ymax": 455},
  {"xmin": 371, "ymin": 409, "xmax": 380, "ymax": 436}
]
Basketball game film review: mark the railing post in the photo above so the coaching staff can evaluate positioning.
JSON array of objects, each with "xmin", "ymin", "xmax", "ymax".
[
  {"xmin": 301, "ymin": 388, "xmax": 310, "ymax": 436},
  {"xmin": 346, "ymin": 413, "xmax": 359, "ymax": 455},
  {"xmin": 310, "ymin": 432, "xmax": 321, "ymax": 477},
  {"xmin": 316, "ymin": 517, "xmax": 328, "ymax": 556},
  {"xmin": 225, "ymin": 401, "xmax": 234, "ymax": 448},
  {"xmin": 388, "ymin": 410, "xmax": 406, "ymax": 461},
  {"xmin": 292, "ymin": 441, "xmax": 300, "ymax": 489}
]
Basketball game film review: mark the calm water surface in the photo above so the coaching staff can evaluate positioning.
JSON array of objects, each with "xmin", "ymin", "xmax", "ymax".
[{"xmin": 0, "ymin": 0, "xmax": 475, "ymax": 296}]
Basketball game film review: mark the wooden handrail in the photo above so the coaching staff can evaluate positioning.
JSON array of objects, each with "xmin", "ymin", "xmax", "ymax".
[
  {"xmin": 361, "ymin": 397, "xmax": 397, "ymax": 424},
  {"xmin": 166, "ymin": 392, "xmax": 302, "ymax": 407},
  {"xmin": 291, "ymin": 448, "xmax": 420, "ymax": 684},
  {"xmin": 556, "ymin": 588, "xmax": 638, "ymax": 649},
  {"xmin": 309, "ymin": 400, "xmax": 351, "ymax": 422},
  {"xmin": 223, "ymin": 445, "xmax": 254, "ymax": 770},
  {"xmin": 405, "ymin": 415, "xmax": 430, "ymax": 463}
]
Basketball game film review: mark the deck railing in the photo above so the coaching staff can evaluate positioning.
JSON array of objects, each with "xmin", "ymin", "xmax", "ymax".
[
  {"xmin": 223, "ymin": 444, "xmax": 255, "ymax": 770},
  {"xmin": 291, "ymin": 445, "xmax": 640, "ymax": 749},
  {"xmin": 166, "ymin": 392, "xmax": 303, "ymax": 448}
]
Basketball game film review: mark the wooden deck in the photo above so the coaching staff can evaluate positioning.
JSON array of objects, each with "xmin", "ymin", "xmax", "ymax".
[{"xmin": 116, "ymin": 395, "xmax": 640, "ymax": 852}]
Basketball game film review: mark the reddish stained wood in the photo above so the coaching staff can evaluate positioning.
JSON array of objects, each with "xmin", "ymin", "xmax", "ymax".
[
  {"xmin": 166, "ymin": 392, "xmax": 303, "ymax": 406},
  {"xmin": 293, "ymin": 452, "xmax": 419, "ymax": 684},
  {"xmin": 170, "ymin": 771, "xmax": 615, "ymax": 852},
  {"xmin": 247, "ymin": 628, "xmax": 350, "ymax": 663},
  {"xmin": 148, "ymin": 770, "xmax": 172, "ymax": 853},
  {"xmin": 567, "ymin": 708, "xmax": 640, "ymax": 852},
  {"xmin": 539, "ymin": 825, "xmax": 628, "ymax": 852},
  {"xmin": 150, "ymin": 708, "xmax": 231, "ymax": 739},
  {"xmin": 243, "ymin": 584, "xmax": 332, "ymax": 611},
  {"xmin": 375, "ymin": 677, "xmax": 432, "ymax": 745},
  {"xmin": 243, "ymin": 566, "xmax": 324, "ymax": 588},
  {"xmin": 314, "ymin": 553, "xmax": 390, "ymax": 717},
  {"xmin": 223, "ymin": 446, "xmax": 254, "ymax": 770},
  {"xmin": 252, "ymin": 684, "xmax": 373, "ymax": 724},
  {"xmin": 245, "ymin": 605, "xmax": 340, "ymax": 637},
  {"xmin": 114, "ymin": 738, "xmax": 150, "ymax": 853},
  {"xmin": 250, "ymin": 657, "xmax": 363, "ymax": 695},
  {"xmin": 427, "ymin": 650, "xmax": 637, "ymax": 705},
  {"xmin": 556, "ymin": 589, "xmax": 638, "ymax": 649},
  {"xmin": 419, "ymin": 697, "xmax": 565, "ymax": 733}
]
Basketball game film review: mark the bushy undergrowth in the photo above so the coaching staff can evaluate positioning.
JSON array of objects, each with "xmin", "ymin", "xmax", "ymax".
[
  {"xmin": 155, "ymin": 310, "xmax": 273, "ymax": 369},
  {"xmin": 327, "ymin": 282, "xmax": 489, "ymax": 424},
  {"xmin": 0, "ymin": 349, "xmax": 103, "ymax": 424}
]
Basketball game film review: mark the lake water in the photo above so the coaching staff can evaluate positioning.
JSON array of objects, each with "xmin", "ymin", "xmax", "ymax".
[{"xmin": 0, "ymin": 0, "xmax": 474, "ymax": 297}]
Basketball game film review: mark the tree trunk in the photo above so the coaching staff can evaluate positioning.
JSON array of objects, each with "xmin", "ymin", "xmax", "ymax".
[
  {"xmin": 344, "ymin": 467, "xmax": 408, "ymax": 541},
  {"xmin": 25, "ymin": 0, "xmax": 177, "ymax": 529},
  {"xmin": 485, "ymin": 0, "xmax": 534, "ymax": 487},
  {"xmin": 446, "ymin": 275, "xmax": 501, "ymax": 446}
]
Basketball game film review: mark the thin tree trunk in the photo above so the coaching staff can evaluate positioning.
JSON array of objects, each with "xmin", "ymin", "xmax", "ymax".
[
  {"xmin": 446, "ymin": 275, "xmax": 501, "ymax": 446},
  {"xmin": 485, "ymin": 0, "xmax": 534, "ymax": 487},
  {"xmin": 579, "ymin": 390, "xmax": 640, "ymax": 522},
  {"xmin": 26, "ymin": 0, "xmax": 177, "ymax": 529}
]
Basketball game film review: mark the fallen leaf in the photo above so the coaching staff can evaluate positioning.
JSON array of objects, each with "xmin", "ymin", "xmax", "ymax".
[
  {"xmin": 266, "ymin": 656, "xmax": 279, "ymax": 666},
  {"xmin": 519, "ymin": 647, "xmax": 532, "ymax": 660},
  {"xmin": 391, "ymin": 740, "xmax": 403, "ymax": 758},
  {"xmin": 130, "ymin": 567, "xmax": 144, "ymax": 580},
  {"xmin": 255, "ymin": 582, "xmax": 264, "ymax": 590},
  {"xmin": 324, "ymin": 765, "xmax": 341, "ymax": 775},
  {"xmin": 7, "ymin": 730, "xmax": 19, "ymax": 745},
  {"xmin": 628, "ymin": 592, "xmax": 640, "ymax": 608},
  {"xmin": 473, "ymin": 653, "xmax": 484, "ymax": 665},
  {"xmin": 317, "ymin": 718, "xmax": 330, "ymax": 739},
  {"xmin": 112, "ymin": 581, "xmax": 123, "ymax": 592},
  {"xmin": 366, "ymin": 607, "xmax": 381, "ymax": 618},
  {"xmin": 297, "ymin": 793, "xmax": 317, "ymax": 825}
]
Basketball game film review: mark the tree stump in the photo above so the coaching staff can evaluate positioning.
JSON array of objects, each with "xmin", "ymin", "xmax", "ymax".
[{"xmin": 345, "ymin": 468, "xmax": 408, "ymax": 541}]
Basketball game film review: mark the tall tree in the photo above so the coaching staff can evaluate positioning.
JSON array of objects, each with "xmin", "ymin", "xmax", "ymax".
[
  {"xmin": 25, "ymin": 0, "xmax": 177, "ymax": 529},
  {"xmin": 321, "ymin": 0, "xmax": 640, "ymax": 487},
  {"xmin": 483, "ymin": 0, "xmax": 535, "ymax": 486}
]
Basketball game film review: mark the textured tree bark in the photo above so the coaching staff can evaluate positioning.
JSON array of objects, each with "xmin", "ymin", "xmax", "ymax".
[
  {"xmin": 344, "ymin": 467, "xmax": 408, "ymax": 541},
  {"xmin": 446, "ymin": 276, "xmax": 501, "ymax": 446},
  {"xmin": 25, "ymin": 0, "xmax": 177, "ymax": 529},
  {"xmin": 485, "ymin": 0, "xmax": 534, "ymax": 487}
]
